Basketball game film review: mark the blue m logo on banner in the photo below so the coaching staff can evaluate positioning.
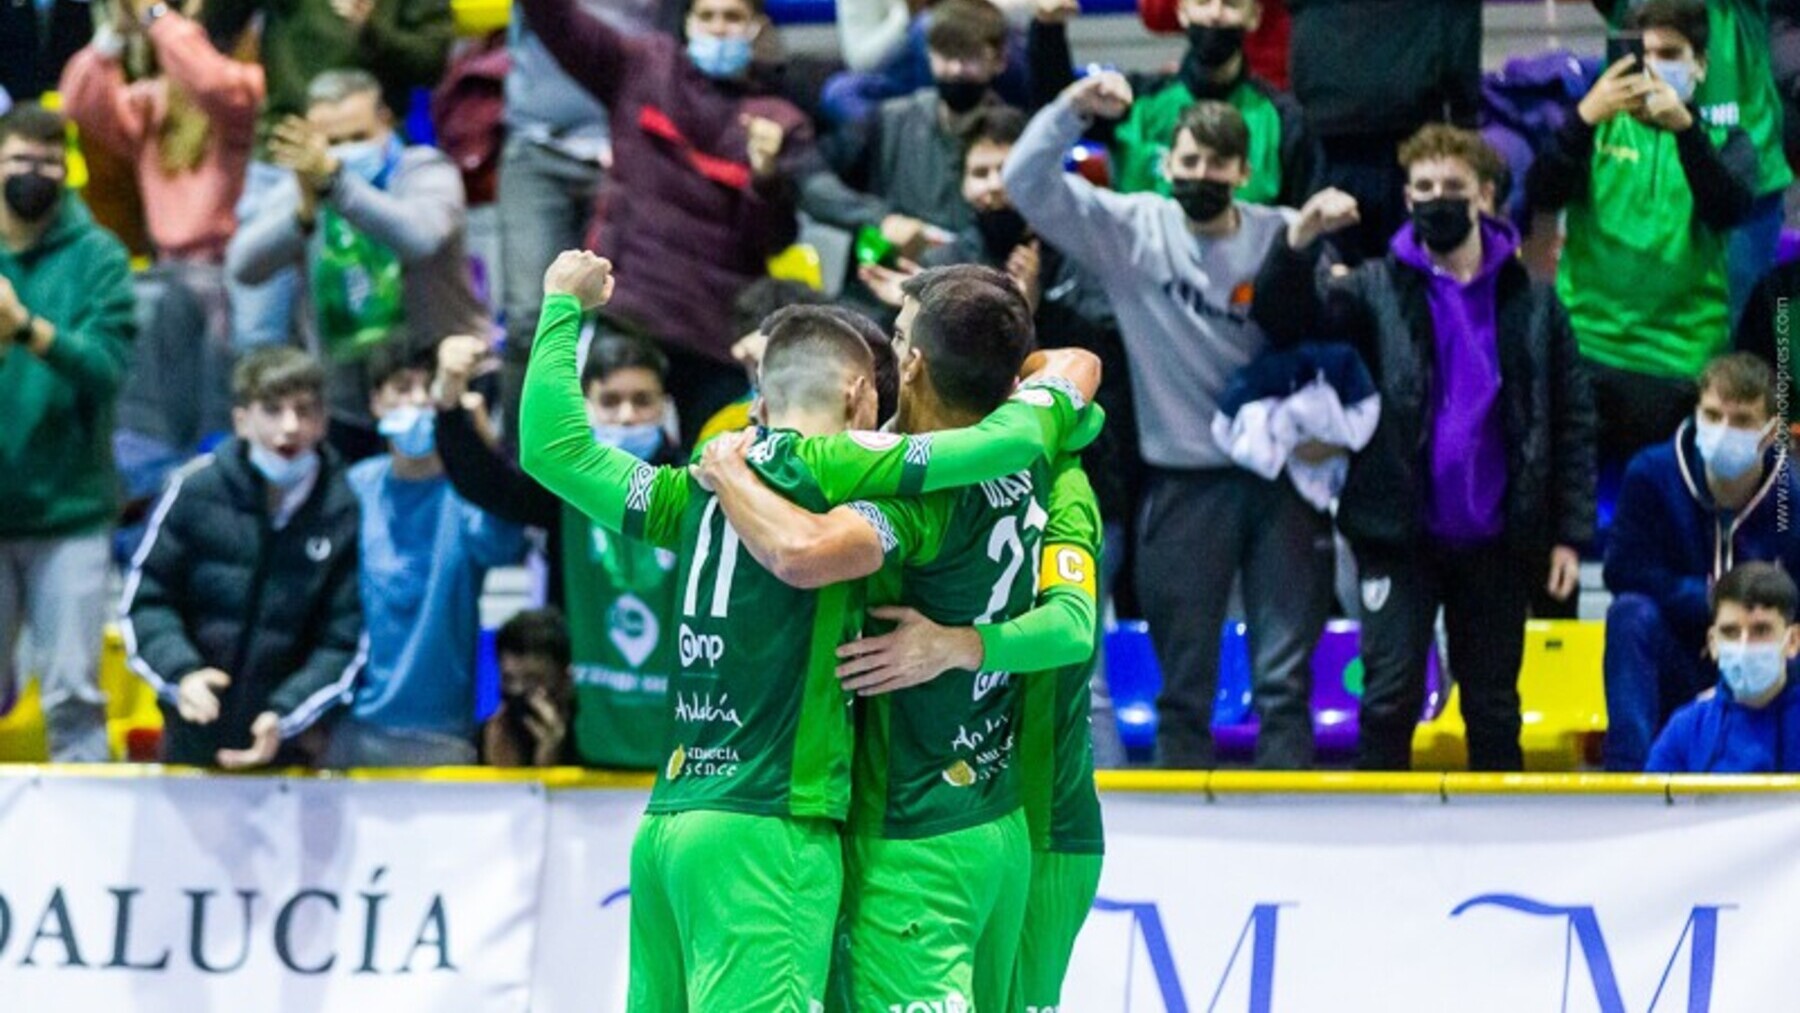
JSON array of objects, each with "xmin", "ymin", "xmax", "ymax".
[
  {"xmin": 1451, "ymin": 895, "xmax": 1729, "ymax": 1012},
  {"xmin": 1090, "ymin": 897, "xmax": 1289, "ymax": 1012}
]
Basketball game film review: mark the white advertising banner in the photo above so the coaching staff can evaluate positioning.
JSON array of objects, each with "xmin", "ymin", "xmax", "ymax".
[
  {"xmin": 4, "ymin": 774, "xmax": 1798, "ymax": 1012},
  {"xmin": 0, "ymin": 774, "xmax": 545, "ymax": 1011}
]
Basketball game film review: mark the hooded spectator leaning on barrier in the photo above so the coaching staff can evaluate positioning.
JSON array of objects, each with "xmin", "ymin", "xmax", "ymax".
[
  {"xmin": 1602, "ymin": 353, "xmax": 1800, "ymax": 772},
  {"xmin": 323, "ymin": 344, "xmax": 528, "ymax": 768},
  {"xmin": 203, "ymin": 0, "xmax": 452, "ymax": 350},
  {"xmin": 1026, "ymin": 0, "xmax": 1314, "ymax": 207},
  {"xmin": 0, "ymin": 102, "xmax": 136, "ymax": 764},
  {"xmin": 1647, "ymin": 562, "xmax": 1800, "ymax": 774},
  {"xmin": 1253, "ymin": 124, "xmax": 1598, "ymax": 773},
  {"xmin": 227, "ymin": 69, "xmax": 488, "ymax": 427},
  {"xmin": 483, "ymin": 608, "xmax": 579, "ymax": 767},
  {"xmin": 121, "ymin": 348, "xmax": 363, "ymax": 769},
  {"xmin": 801, "ymin": 0, "xmax": 1016, "ymax": 275},
  {"xmin": 1528, "ymin": 0, "xmax": 1758, "ymax": 471},
  {"xmin": 1005, "ymin": 74, "xmax": 1334, "ymax": 770},
  {"xmin": 436, "ymin": 330, "xmax": 686, "ymax": 770},
  {"xmin": 1593, "ymin": 0, "xmax": 1794, "ymax": 327},
  {"xmin": 520, "ymin": 0, "xmax": 816, "ymax": 445}
]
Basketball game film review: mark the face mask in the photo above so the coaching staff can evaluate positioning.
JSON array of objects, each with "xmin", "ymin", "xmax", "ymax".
[
  {"xmin": 378, "ymin": 405, "xmax": 437, "ymax": 459},
  {"xmin": 1171, "ymin": 177, "xmax": 1235, "ymax": 223},
  {"xmin": 330, "ymin": 139, "xmax": 390, "ymax": 184},
  {"xmin": 1410, "ymin": 197, "xmax": 1475, "ymax": 254},
  {"xmin": 593, "ymin": 422, "xmax": 665, "ymax": 461},
  {"xmin": 974, "ymin": 206, "xmax": 1029, "ymax": 260},
  {"xmin": 1647, "ymin": 58, "xmax": 1697, "ymax": 103},
  {"xmin": 1185, "ymin": 24, "xmax": 1245, "ymax": 68},
  {"xmin": 1694, "ymin": 418, "xmax": 1768, "ymax": 481},
  {"xmin": 3, "ymin": 172, "xmax": 61, "ymax": 222},
  {"xmin": 1718, "ymin": 640, "xmax": 1787, "ymax": 702},
  {"xmin": 688, "ymin": 33, "xmax": 753, "ymax": 78},
  {"xmin": 936, "ymin": 78, "xmax": 989, "ymax": 116},
  {"xmin": 248, "ymin": 443, "xmax": 321, "ymax": 489}
]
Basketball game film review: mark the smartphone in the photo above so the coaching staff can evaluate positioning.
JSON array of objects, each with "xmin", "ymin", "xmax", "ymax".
[{"xmin": 1605, "ymin": 29, "xmax": 1645, "ymax": 70}]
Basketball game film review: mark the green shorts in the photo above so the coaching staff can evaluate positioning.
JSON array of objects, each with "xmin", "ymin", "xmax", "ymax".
[
  {"xmin": 629, "ymin": 809, "xmax": 843, "ymax": 1013},
  {"xmin": 833, "ymin": 808, "xmax": 1031, "ymax": 1013},
  {"xmin": 1015, "ymin": 850, "xmax": 1103, "ymax": 1012}
]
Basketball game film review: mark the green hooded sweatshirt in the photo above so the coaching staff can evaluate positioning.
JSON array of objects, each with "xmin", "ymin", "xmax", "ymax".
[{"xmin": 0, "ymin": 194, "xmax": 135, "ymax": 538}]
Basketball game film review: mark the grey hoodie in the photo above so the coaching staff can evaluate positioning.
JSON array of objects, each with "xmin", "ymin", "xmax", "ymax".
[{"xmin": 1004, "ymin": 96, "xmax": 1294, "ymax": 469}]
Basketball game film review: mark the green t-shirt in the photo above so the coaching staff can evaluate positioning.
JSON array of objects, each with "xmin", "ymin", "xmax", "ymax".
[
  {"xmin": 1110, "ymin": 78, "xmax": 1285, "ymax": 204},
  {"xmin": 1015, "ymin": 458, "xmax": 1106, "ymax": 855},
  {"xmin": 519, "ymin": 294, "xmax": 1097, "ymax": 820},
  {"xmin": 1559, "ymin": 115, "xmax": 1732, "ymax": 378},
  {"xmin": 562, "ymin": 503, "xmax": 681, "ymax": 769},
  {"xmin": 1604, "ymin": 0, "xmax": 1793, "ymax": 194},
  {"xmin": 848, "ymin": 459, "xmax": 1057, "ymax": 840}
]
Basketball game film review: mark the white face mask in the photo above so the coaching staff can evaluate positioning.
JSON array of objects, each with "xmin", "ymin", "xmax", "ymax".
[
  {"xmin": 248, "ymin": 442, "xmax": 320, "ymax": 489},
  {"xmin": 1694, "ymin": 417, "xmax": 1771, "ymax": 482},
  {"xmin": 1717, "ymin": 640, "xmax": 1788, "ymax": 702},
  {"xmin": 1647, "ymin": 58, "xmax": 1698, "ymax": 103}
]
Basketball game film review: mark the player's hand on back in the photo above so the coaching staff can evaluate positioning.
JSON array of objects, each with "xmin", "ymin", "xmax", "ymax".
[
  {"xmin": 1019, "ymin": 347, "xmax": 1103, "ymax": 405},
  {"xmin": 692, "ymin": 429, "xmax": 757, "ymax": 493},
  {"xmin": 543, "ymin": 250, "xmax": 616, "ymax": 310},
  {"xmin": 836, "ymin": 607, "xmax": 984, "ymax": 695}
]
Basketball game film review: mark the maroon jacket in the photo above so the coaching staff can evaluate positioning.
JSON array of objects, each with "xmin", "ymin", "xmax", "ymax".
[{"xmin": 522, "ymin": 0, "xmax": 813, "ymax": 363}]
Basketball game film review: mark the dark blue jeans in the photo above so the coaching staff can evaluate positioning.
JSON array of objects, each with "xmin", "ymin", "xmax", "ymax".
[{"xmin": 1602, "ymin": 593, "xmax": 1715, "ymax": 772}]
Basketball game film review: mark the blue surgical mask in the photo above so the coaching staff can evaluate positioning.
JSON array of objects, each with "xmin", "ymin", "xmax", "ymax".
[
  {"xmin": 592, "ymin": 422, "xmax": 665, "ymax": 461},
  {"xmin": 330, "ymin": 138, "xmax": 391, "ymax": 184},
  {"xmin": 248, "ymin": 442, "xmax": 320, "ymax": 489},
  {"xmin": 379, "ymin": 405, "xmax": 437, "ymax": 459},
  {"xmin": 1647, "ymin": 58, "xmax": 1697, "ymax": 103},
  {"xmin": 1718, "ymin": 640, "xmax": 1788, "ymax": 703},
  {"xmin": 688, "ymin": 33, "xmax": 753, "ymax": 78},
  {"xmin": 1694, "ymin": 418, "xmax": 1768, "ymax": 481}
]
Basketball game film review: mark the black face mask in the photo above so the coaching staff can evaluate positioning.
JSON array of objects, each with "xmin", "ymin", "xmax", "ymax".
[
  {"xmin": 1410, "ymin": 197, "xmax": 1476, "ymax": 253},
  {"xmin": 936, "ymin": 78, "xmax": 989, "ymax": 116},
  {"xmin": 3, "ymin": 172, "xmax": 60, "ymax": 222},
  {"xmin": 974, "ymin": 206, "xmax": 1029, "ymax": 260},
  {"xmin": 1185, "ymin": 24, "xmax": 1245, "ymax": 68},
  {"xmin": 1171, "ymin": 177, "xmax": 1235, "ymax": 224}
]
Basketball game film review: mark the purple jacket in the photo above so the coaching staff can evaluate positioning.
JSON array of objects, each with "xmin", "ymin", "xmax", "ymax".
[{"xmin": 522, "ymin": 0, "xmax": 814, "ymax": 363}]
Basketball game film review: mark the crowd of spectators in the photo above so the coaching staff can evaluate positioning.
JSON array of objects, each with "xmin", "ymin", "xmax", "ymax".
[{"xmin": 1, "ymin": 0, "xmax": 1798, "ymax": 773}]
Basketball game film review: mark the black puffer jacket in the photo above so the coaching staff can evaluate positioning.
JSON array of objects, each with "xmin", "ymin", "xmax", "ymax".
[
  {"xmin": 1288, "ymin": 0, "xmax": 1481, "ymax": 139},
  {"xmin": 121, "ymin": 439, "xmax": 363, "ymax": 764},
  {"xmin": 1252, "ymin": 239, "xmax": 1598, "ymax": 559}
]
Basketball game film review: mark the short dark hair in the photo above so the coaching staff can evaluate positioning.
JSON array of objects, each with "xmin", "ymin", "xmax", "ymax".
[
  {"xmin": 583, "ymin": 333, "xmax": 670, "ymax": 391},
  {"xmin": 1699, "ymin": 352, "xmax": 1776, "ymax": 417},
  {"xmin": 1174, "ymin": 101, "xmax": 1249, "ymax": 164},
  {"xmin": 1630, "ymin": 0, "xmax": 1710, "ymax": 56},
  {"xmin": 925, "ymin": 0, "xmax": 1007, "ymax": 60},
  {"xmin": 731, "ymin": 278, "xmax": 826, "ymax": 340},
  {"xmin": 496, "ymin": 608, "xmax": 573, "ymax": 669},
  {"xmin": 1714, "ymin": 563, "xmax": 1799, "ymax": 623},
  {"xmin": 366, "ymin": 340, "xmax": 437, "ymax": 393},
  {"xmin": 759, "ymin": 306, "xmax": 877, "ymax": 417},
  {"xmin": 0, "ymin": 103, "xmax": 65, "ymax": 148},
  {"xmin": 1397, "ymin": 124, "xmax": 1507, "ymax": 187},
  {"xmin": 816, "ymin": 305, "xmax": 899, "ymax": 426},
  {"xmin": 898, "ymin": 264, "xmax": 1035, "ymax": 416},
  {"xmin": 963, "ymin": 106, "xmax": 1026, "ymax": 167},
  {"xmin": 233, "ymin": 346, "xmax": 326, "ymax": 406}
]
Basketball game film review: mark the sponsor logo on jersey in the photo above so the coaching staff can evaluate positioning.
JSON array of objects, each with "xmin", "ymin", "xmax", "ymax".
[
  {"xmin": 888, "ymin": 993, "xmax": 969, "ymax": 1013},
  {"xmin": 674, "ymin": 692, "xmax": 744, "ymax": 728},
  {"xmin": 674, "ymin": 746, "xmax": 742, "ymax": 778},
  {"xmin": 942, "ymin": 761, "xmax": 977, "ymax": 788},
  {"xmin": 665, "ymin": 744, "xmax": 686, "ymax": 780},
  {"xmin": 848, "ymin": 430, "xmax": 902, "ymax": 452},
  {"xmin": 678, "ymin": 624, "xmax": 726, "ymax": 668},
  {"xmin": 972, "ymin": 671, "xmax": 1011, "ymax": 702},
  {"xmin": 978, "ymin": 471, "xmax": 1034, "ymax": 509}
]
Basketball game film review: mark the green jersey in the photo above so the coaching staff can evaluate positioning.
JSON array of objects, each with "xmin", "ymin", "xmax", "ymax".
[
  {"xmin": 520, "ymin": 294, "xmax": 1097, "ymax": 821},
  {"xmin": 562, "ymin": 503, "xmax": 681, "ymax": 769},
  {"xmin": 1014, "ymin": 459, "xmax": 1105, "ymax": 855},
  {"xmin": 1111, "ymin": 77, "xmax": 1287, "ymax": 203},
  {"xmin": 849, "ymin": 460, "xmax": 1057, "ymax": 840},
  {"xmin": 1559, "ymin": 114, "xmax": 1733, "ymax": 378}
]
